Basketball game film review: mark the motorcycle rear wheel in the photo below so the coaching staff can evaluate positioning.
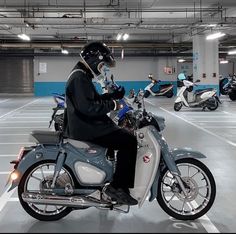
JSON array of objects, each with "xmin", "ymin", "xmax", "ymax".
[
  {"xmin": 18, "ymin": 160, "xmax": 74, "ymax": 221},
  {"xmin": 207, "ymin": 98, "xmax": 218, "ymax": 111},
  {"xmin": 166, "ymin": 90, "xmax": 174, "ymax": 98},
  {"xmin": 157, "ymin": 158, "xmax": 216, "ymax": 220}
]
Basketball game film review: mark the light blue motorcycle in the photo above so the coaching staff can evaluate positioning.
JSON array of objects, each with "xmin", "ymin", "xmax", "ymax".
[{"xmin": 7, "ymin": 90, "xmax": 216, "ymax": 222}]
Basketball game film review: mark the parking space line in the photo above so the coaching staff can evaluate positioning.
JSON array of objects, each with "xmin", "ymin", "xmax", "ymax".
[
  {"xmin": 0, "ymin": 155, "xmax": 17, "ymax": 157},
  {"xmin": 0, "ymin": 142, "xmax": 34, "ymax": 145},
  {"xmin": 160, "ymin": 107, "xmax": 236, "ymax": 147},
  {"xmin": 0, "ymin": 187, "xmax": 16, "ymax": 213},
  {"xmin": 0, "ymin": 99, "xmax": 40, "ymax": 120},
  {"xmin": 0, "ymin": 99, "xmax": 11, "ymax": 104}
]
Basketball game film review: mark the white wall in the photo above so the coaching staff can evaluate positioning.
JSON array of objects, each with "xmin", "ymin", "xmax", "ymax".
[{"xmin": 34, "ymin": 56, "xmax": 178, "ymax": 83}]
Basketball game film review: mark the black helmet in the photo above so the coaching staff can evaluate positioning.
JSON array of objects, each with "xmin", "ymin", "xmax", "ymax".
[{"xmin": 80, "ymin": 41, "xmax": 115, "ymax": 76}]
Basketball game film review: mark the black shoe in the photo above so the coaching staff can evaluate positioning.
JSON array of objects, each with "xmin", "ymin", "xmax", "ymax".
[{"xmin": 104, "ymin": 185, "xmax": 138, "ymax": 206}]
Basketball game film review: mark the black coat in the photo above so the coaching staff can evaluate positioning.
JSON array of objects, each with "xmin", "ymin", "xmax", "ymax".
[{"xmin": 65, "ymin": 61, "xmax": 119, "ymax": 141}]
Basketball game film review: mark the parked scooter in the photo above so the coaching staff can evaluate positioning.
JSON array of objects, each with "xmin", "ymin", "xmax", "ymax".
[
  {"xmin": 7, "ymin": 82, "xmax": 216, "ymax": 221},
  {"xmin": 144, "ymin": 74, "xmax": 174, "ymax": 98},
  {"xmin": 174, "ymin": 78, "xmax": 221, "ymax": 111},
  {"xmin": 222, "ymin": 75, "xmax": 236, "ymax": 101},
  {"xmin": 48, "ymin": 93, "xmax": 65, "ymax": 131}
]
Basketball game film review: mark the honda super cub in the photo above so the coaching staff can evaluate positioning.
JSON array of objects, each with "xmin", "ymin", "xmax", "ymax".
[
  {"xmin": 174, "ymin": 79, "xmax": 221, "ymax": 111},
  {"xmin": 7, "ymin": 89, "xmax": 216, "ymax": 222}
]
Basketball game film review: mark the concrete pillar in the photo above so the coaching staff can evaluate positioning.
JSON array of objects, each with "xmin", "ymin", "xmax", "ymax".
[{"xmin": 192, "ymin": 34, "xmax": 219, "ymax": 94}]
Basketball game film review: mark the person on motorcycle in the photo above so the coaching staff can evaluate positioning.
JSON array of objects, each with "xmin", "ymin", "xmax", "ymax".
[{"xmin": 64, "ymin": 41, "xmax": 138, "ymax": 206}]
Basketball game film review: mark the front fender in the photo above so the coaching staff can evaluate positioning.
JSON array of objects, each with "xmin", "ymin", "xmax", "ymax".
[
  {"xmin": 171, "ymin": 147, "xmax": 207, "ymax": 160},
  {"xmin": 7, "ymin": 145, "xmax": 59, "ymax": 192}
]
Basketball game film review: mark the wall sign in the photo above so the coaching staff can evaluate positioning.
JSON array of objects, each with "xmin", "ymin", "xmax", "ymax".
[{"xmin": 39, "ymin": 62, "xmax": 47, "ymax": 73}]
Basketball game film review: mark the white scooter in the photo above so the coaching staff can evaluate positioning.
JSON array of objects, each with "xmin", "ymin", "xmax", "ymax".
[
  {"xmin": 174, "ymin": 79, "xmax": 221, "ymax": 111},
  {"xmin": 144, "ymin": 74, "xmax": 174, "ymax": 98}
]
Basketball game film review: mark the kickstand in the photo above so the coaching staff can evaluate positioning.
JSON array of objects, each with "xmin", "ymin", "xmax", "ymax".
[{"xmin": 113, "ymin": 204, "xmax": 130, "ymax": 213}]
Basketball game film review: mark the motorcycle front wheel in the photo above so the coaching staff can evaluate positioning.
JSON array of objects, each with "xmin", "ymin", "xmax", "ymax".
[
  {"xmin": 229, "ymin": 92, "xmax": 236, "ymax": 101},
  {"xmin": 157, "ymin": 158, "xmax": 216, "ymax": 220},
  {"xmin": 174, "ymin": 102, "xmax": 182, "ymax": 111},
  {"xmin": 18, "ymin": 160, "xmax": 74, "ymax": 221}
]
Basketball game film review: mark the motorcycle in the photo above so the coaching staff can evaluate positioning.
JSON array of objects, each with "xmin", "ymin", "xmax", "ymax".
[
  {"xmin": 48, "ymin": 93, "xmax": 65, "ymax": 131},
  {"xmin": 6, "ymin": 87, "xmax": 216, "ymax": 221},
  {"xmin": 174, "ymin": 78, "xmax": 221, "ymax": 111},
  {"xmin": 225, "ymin": 76, "xmax": 236, "ymax": 101},
  {"xmin": 144, "ymin": 74, "xmax": 174, "ymax": 98}
]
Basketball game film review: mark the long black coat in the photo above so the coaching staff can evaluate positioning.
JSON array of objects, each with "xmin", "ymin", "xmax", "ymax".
[{"xmin": 64, "ymin": 61, "xmax": 119, "ymax": 141}]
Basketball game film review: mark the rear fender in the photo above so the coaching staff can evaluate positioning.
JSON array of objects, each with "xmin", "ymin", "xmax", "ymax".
[{"xmin": 7, "ymin": 145, "xmax": 59, "ymax": 192}]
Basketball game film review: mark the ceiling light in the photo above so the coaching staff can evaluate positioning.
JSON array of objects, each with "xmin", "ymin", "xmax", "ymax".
[
  {"xmin": 123, "ymin": 33, "xmax": 129, "ymax": 40},
  {"xmin": 116, "ymin": 33, "xmax": 122, "ymax": 41},
  {"xmin": 208, "ymin": 24, "xmax": 217, "ymax": 27},
  {"xmin": 206, "ymin": 32, "xmax": 225, "ymax": 40},
  {"xmin": 178, "ymin": 59, "xmax": 186, "ymax": 63},
  {"xmin": 220, "ymin": 60, "xmax": 229, "ymax": 64},
  {"xmin": 17, "ymin": 33, "xmax": 31, "ymax": 41},
  {"xmin": 228, "ymin": 50, "xmax": 236, "ymax": 55},
  {"xmin": 61, "ymin": 49, "xmax": 69, "ymax": 54}
]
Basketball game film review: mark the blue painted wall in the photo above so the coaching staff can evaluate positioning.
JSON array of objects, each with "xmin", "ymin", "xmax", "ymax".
[{"xmin": 34, "ymin": 80, "xmax": 178, "ymax": 96}]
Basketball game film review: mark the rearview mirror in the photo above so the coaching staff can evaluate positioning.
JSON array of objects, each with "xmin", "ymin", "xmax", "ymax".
[{"xmin": 195, "ymin": 79, "xmax": 201, "ymax": 83}]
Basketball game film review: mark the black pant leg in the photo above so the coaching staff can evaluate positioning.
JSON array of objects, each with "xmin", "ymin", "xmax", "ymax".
[{"xmin": 90, "ymin": 128, "xmax": 137, "ymax": 189}]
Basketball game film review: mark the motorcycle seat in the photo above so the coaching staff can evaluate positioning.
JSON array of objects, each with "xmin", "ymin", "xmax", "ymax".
[{"xmin": 30, "ymin": 130, "xmax": 61, "ymax": 144}]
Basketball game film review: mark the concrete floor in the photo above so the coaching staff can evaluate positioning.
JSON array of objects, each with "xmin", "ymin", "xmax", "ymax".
[{"xmin": 0, "ymin": 95, "xmax": 235, "ymax": 233}]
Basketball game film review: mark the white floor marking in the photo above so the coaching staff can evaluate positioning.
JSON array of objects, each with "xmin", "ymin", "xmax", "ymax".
[
  {"xmin": 0, "ymin": 142, "xmax": 34, "ymax": 145},
  {"xmin": 9, "ymin": 117, "xmax": 49, "ymax": 119},
  {"xmin": 204, "ymin": 126, "xmax": 236, "ymax": 129},
  {"xmin": 0, "ymin": 155, "xmax": 17, "ymax": 157},
  {"xmin": 160, "ymin": 107, "xmax": 236, "ymax": 147},
  {"xmin": 8, "ymin": 197, "xmax": 19, "ymax": 202},
  {"xmin": 192, "ymin": 120, "xmax": 236, "ymax": 123},
  {"xmin": 0, "ymin": 127, "xmax": 48, "ymax": 129},
  {"xmin": 0, "ymin": 172, "xmax": 12, "ymax": 175},
  {"xmin": 0, "ymin": 134, "xmax": 28, "ymax": 136},
  {"xmin": 0, "ymin": 99, "xmax": 40, "ymax": 120},
  {"xmin": 0, "ymin": 121, "xmax": 48, "ymax": 123},
  {"xmin": 0, "ymin": 187, "xmax": 16, "ymax": 213},
  {"xmin": 0, "ymin": 99, "xmax": 11, "ymax": 104}
]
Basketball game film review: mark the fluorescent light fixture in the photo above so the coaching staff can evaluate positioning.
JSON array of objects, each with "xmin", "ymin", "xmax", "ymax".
[
  {"xmin": 61, "ymin": 49, "xmax": 69, "ymax": 54},
  {"xmin": 220, "ymin": 60, "xmax": 229, "ymax": 64},
  {"xmin": 206, "ymin": 32, "xmax": 225, "ymax": 40},
  {"xmin": 178, "ymin": 59, "xmax": 186, "ymax": 63},
  {"xmin": 17, "ymin": 33, "xmax": 31, "ymax": 41},
  {"xmin": 116, "ymin": 33, "xmax": 122, "ymax": 40},
  {"xmin": 228, "ymin": 50, "xmax": 236, "ymax": 55},
  {"xmin": 123, "ymin": 33, "xmax": 129, "ymax": 40},
  {"xmin": 208, "ymin": 24, "xmax": 217, "ymax": 27}
]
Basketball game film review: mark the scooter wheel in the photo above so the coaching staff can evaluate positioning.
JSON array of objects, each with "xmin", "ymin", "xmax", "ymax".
[
  {"xmin": 166, "ymin": 91, "xmax": 174, "ymax": 98},
  {"xmin": 207, "ymin": 98, "xmax": 219, "ymax": 111},
  {"xmin": 174, "ymin": 102, "xmax": 182, "ymax": 111},
  {"xmin": 229, "ymin": 92, "xmax": 236, "ymax": 101},
  {"xmin": 144, "ymin": 90, "xmax": 151, "ymax": 98}
]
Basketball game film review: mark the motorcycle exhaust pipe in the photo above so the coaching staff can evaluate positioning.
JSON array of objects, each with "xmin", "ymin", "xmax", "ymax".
[{"xmin": 22, "ymin": 192, "xmax": 111, "ymax": 208}]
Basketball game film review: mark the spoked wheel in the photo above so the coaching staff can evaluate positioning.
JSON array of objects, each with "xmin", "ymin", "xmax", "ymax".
[
  {"xmin": 18, "ymin": 161, "xmax": 74, "ymax": 221},
  {"xmin": 157, "ymin": 158, "xmax": 216, "ymax": 220},
  {"xmin": 207, "ymin": 97, "xmax": 219, "ymax": 111},
  {"xmin": 174, "ymin": 102, "xmax": 182, "ymax": 111}
]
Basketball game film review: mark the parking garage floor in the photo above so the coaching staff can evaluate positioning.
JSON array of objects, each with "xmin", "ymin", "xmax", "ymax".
[{"xmin": 0, "ymin": 95, "xmax": 235, "ymax": 233}]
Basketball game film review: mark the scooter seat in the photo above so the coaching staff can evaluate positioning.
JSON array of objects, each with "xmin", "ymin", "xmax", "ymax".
[
  {"xmin": 30, "ymin": 130, "xmax": 61, "ymax": 144},
  {"xmin": 194, "ymin": 88, "xmax": 214, "ymax": 95}
]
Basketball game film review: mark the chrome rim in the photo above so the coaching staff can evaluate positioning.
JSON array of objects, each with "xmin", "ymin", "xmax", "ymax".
[
  {"xmin": 23, "ymin": 163, "xmax": 73, "ymax": 216},
  {"xmin": 161, "ymin": 162, "xmax": 212, "ymax": 216}
]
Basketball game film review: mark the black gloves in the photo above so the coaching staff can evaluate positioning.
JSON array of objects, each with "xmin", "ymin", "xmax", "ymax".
[{"xmin": 111, "ymin": 86, "xmax": 125, "ymax": 100}]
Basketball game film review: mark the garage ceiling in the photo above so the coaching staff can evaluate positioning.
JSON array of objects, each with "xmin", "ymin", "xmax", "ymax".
[{"xmin": 0, "ymin": 0, "xmax": 236, "ymax": 56}]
